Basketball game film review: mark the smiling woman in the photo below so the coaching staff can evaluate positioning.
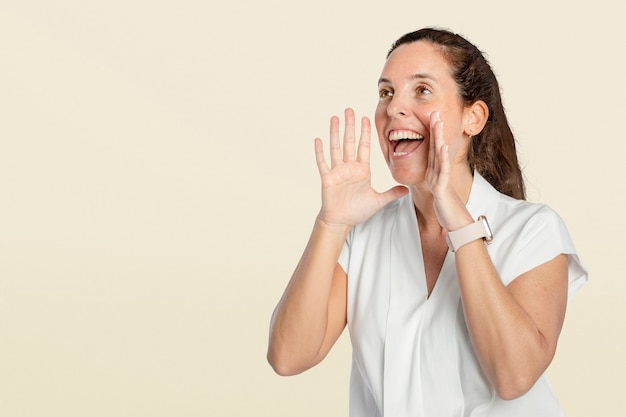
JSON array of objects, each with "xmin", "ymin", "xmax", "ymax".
[{"xmin": 267, "ymin": 27, "xmax": 587, "ymax": 417}]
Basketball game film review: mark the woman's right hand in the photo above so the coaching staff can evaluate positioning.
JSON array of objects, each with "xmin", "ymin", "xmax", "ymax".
[{"xmin": 314, "ymin": 108, "xmax": 408, "ymax": 229}]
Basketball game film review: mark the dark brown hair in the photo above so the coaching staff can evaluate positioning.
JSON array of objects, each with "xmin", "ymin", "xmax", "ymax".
[{"xmin": 388, "ymin": 28, "xmax": 526, "ymax": 200}]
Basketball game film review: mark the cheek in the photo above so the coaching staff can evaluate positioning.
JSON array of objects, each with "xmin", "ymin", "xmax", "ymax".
[{"xmin": 443, "ymin": 128, "xmax": 470, "ymax": 162}]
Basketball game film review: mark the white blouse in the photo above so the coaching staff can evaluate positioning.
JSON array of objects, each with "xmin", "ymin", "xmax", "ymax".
[{"xmin": 338, "ymin": 173, "xmax": 587, "ymax": 417}]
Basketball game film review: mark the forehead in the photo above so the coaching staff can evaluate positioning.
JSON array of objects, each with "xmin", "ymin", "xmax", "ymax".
[{"xmin": 380, "ymin": 41, "xmax": 453, "ymax": 82}]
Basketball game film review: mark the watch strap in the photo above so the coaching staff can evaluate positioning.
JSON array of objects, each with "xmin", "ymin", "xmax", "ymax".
[{"xmin": 446, "ymin": 216, "xmax": 492, "ymax": 252}]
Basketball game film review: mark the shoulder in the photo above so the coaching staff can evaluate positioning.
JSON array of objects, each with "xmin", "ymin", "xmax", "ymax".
[
  {"xmin": 351, "ymin": 193, "xmax": 410, "ymax": 234},
  {"xmin": 488, "ymin": 193, "xmax": 587, "ymax": 293},
  {"xmin": 469, "ymin": 173, "xmax": 564, "ymax": 239},
  {"xmin": 342, "ymin": 193, "xmax": 411, "ymax": 257},
  {"xmin": 339, "ymin": 194, "xmax": 411, "ymax": 273},
  {"xmin": 494, "ymin": 194, "xmax": 567, "ymax": 244}
]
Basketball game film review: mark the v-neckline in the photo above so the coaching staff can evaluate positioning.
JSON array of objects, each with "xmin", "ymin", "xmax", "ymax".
[
  {"xmin": 421, "ymin": 235, "xmax": 450, "ymax": 299},
  {"xmin": 416, "ymin": 222, "xmax": 450, "ymax": 300},
  {"xmin": 404, "ymin": 199, "xmax": 450, "ymax": 301}
]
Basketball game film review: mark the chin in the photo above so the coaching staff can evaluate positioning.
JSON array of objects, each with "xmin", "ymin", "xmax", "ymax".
[{"xmin": 389, "ymin": 166, "xmax": 426, "ymax": 187}]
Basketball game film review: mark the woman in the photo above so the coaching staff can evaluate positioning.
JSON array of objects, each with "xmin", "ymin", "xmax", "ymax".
[{"xmin": 267, "ymin": 28, "xmax": 587, "ymax": 416}]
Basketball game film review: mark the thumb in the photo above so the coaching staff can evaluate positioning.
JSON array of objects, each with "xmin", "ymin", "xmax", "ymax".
[{"xmin": 378, "ymin": 185, "xmax": 409, "ymax": 207}]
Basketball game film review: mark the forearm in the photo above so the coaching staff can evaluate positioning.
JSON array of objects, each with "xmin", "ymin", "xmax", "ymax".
[
  {"xmin": 267, "ymin": 217, "xmax": 350, "ymax": 375},
  {"xmin": 455, "ymin": 241, "xmax": 556, "ymax": 399}
]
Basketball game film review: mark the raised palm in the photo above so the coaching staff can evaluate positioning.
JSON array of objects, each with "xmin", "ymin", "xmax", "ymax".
[{"xmin": 315, "ymin": 108, "xmax": 408, "ymax": 228}]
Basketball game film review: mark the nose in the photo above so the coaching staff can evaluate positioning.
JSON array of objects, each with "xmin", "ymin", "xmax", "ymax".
[{"xmin": 386, "ymin": 93, "xmax": 410, "ymax": 118}]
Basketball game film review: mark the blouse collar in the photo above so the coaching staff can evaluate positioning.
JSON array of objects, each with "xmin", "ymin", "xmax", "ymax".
[{"xmin": 465, "ymin": 171, "xmax": 501, "ymax": 222}]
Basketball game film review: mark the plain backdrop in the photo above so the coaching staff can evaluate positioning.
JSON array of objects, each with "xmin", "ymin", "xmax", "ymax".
[{"xmin": 1, "ymin": 1, "xmax": 624, "ymax": 416}]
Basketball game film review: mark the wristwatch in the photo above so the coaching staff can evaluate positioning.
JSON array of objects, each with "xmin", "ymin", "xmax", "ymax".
[{"xmin": 446, "ymin": 215, "xmax": 493, "ymax": 252}]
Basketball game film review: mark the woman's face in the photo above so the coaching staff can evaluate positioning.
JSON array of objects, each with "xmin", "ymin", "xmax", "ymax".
[{"xmin": 375, "ymin": 41, "xmax": 470, "ymax": 186}]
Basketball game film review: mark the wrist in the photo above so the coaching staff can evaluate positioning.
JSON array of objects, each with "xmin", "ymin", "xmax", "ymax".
[{"xmin": 315, "ymin": 214, "xmax": 353, "ymax": 237}]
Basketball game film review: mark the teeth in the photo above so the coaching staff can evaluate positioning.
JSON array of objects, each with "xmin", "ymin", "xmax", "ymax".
[
  {"xmin": 389, "ymin": 130, "xmax": 424, "ymax": 141},
  {"xmin": 393, "ymin": 151, "xmax": 408, "ymax": 156}
]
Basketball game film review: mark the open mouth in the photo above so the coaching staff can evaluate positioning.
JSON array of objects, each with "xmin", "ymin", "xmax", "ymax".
[{"xmin": 389, "ymin": 130, "xmax": 424, "ymax": 156}]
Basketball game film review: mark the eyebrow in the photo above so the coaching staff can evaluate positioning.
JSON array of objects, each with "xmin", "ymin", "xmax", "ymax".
[{"xmin": 378, "ymin": 73, "xmax": 438, "ymax": 85}]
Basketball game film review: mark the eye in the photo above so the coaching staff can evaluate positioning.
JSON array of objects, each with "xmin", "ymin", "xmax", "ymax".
[
  {"xmin": 416, "ymin": 85, "xmax": 431, "ymax": 95},
  {"xmin": 378, "ymin": 88, "xmax": 393, "ymax": 101}
]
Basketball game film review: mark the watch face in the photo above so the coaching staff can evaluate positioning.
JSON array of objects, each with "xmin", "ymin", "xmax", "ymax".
[
  {"xmin": 445, "ymin": 235, "xmax": 454, "ymax": 251},
  {"xmin": 479, "ymin": 215, "xmax": 493, "ymax": 243}
]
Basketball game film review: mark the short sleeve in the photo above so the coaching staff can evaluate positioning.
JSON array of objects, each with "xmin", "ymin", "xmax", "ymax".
[{"xmin": 505, "ymin": 205, "xmax": 588, "ymax": 298}]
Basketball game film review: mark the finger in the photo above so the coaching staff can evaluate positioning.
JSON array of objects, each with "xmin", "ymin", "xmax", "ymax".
[
  {"xmin": 428, "ymin": 111, "xmax": 440, "ymax": 173},
  {"xmin": 439, "ymin": 143, "xmax": 451, "ymax": 183},
  {"xmin": 356, "ymin": 116, "xmax": 371, "ymax": 163},
  {"xmin": 433, "ymin": 119, "xmax": 445, "ymax": 174},
  {"xmin": 431, "ymin": 119, "xmax": 450, "ymax": 189},
  {"xmin": 379, "ymin": 185, "xmax": 409, "ymax": 207},
  {"xmin": 428, "ymin": 111, "xmax": 439, "ymax": 169},
  {"xmin": 314, "ymin": 138, "xmax": 330, "ymax": 176},
  {"xmin": 329, "ymin": 115, "xmax": 342, "ymax": 167},
  {"xmin": 343, "ymin": 108, "xmax": 356, "ymax": 162}
]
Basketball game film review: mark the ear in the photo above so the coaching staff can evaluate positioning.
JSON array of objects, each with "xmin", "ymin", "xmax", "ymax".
[{"xmin": 463, "ymin": 100, "xmax": 488, "ymax": 137}]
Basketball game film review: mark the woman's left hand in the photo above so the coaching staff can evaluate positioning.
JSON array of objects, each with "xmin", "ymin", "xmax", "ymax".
[{"xmin": 426, "ymin": 111, "xmax": 473, "ymax": 232}]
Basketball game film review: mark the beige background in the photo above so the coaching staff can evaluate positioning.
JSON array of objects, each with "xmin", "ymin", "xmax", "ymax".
[{"xmin": 0, "ymin": 1, "xmax": 623, "ymax": 416}]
